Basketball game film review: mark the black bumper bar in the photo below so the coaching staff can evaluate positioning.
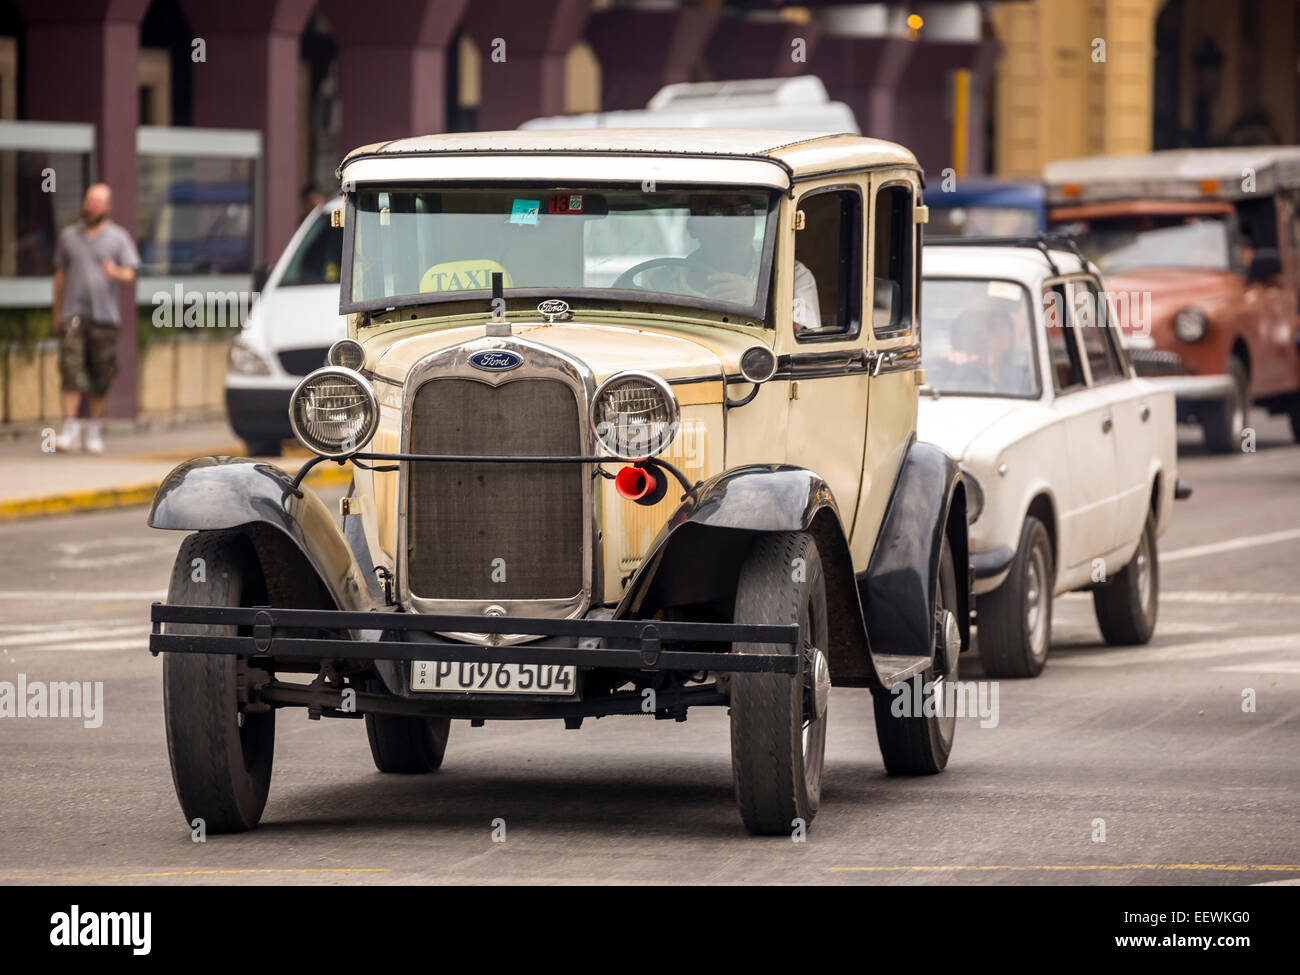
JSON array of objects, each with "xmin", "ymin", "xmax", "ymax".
[{"xmin": 149, "ymin": 604, "xmax": 801, "ymax": 674}]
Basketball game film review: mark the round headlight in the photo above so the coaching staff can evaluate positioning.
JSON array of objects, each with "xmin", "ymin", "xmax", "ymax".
[
  {"xmin": 289, "ymin": 367, "xmax": 378, "ymax": 458},
  {"xmin": 591, "ymin": 371, "xmax": 680, "ymax": 459},
  {"xmin": 739, "ymin": 345, "xmax": 778, "ymax": 383},
  {"xmin": 328, "ymin": 338, "xmax": 366, "ymax": 371},
  {"xmin": 962, "ymin": 469, "xmax": 984, "ymax": 524},
  {"xmin": 1173, "ymin": 307, "xmax": 1208, "ymax": 343}
]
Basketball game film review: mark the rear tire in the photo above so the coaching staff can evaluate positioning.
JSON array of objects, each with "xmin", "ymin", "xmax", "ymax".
[
  {"xmin": 163, "ymin": 532, "xmax": 275, "ymax": 833},
  {"xmin": 976, "ymin": 516, "xmax": 1053, "ymax": 678},
  {"xmin": 729, "ymin": 532, "xmax": 829, "ymax": 836},
  {"xmin": 872, "ymin": 534, "xmax": 959, "ymax": 774},
  {"xmin": 1093, "ymin": 512, "xmax": 1159, "ymax": 645},
  {"xmin": 1202, "ymin": 357, "xmax": 1248, "ymax": 453},
  {"xmin": 365, "ymin": 684, "xmax": 451, "ymax": 773}
]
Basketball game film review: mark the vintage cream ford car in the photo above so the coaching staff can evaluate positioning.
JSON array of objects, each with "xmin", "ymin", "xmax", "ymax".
[
  {"xmin": 920, "ymin": 237, "xmax": 1180, "ymax": 678},
  {"xmin": 148, "ymin": 130, "xmax": 971, "ymax": 836}
]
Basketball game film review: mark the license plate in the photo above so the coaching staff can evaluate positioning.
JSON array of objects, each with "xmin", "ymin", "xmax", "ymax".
[{"xmin": 410, "ymin": 660, "xmax": 577, "ymax": 695}]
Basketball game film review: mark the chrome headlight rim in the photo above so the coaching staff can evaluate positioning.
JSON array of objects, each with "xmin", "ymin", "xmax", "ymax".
[
  {"xmin": 961, "ymin": 467, "xmax": 985, "ymax": 524},
  {"xmin": 288, "ymin": 366, "xmax": 379, "ymax": 459},
  {"xmin": 327, "ymin": 337, "xmax": 366, "ymax": 370},
  {"xmin": 590, "ymin": 369, "xmax": 681, "ymax": 460},
  {"xmin": 739, "ymin": 344, "xmax": 778, "ymax": 383},
  {"xmin": 1173, "ymin": 307, "xmax": 1208, "ymax": 343}
]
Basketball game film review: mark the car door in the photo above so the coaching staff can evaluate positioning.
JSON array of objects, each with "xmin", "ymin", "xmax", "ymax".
[
  {"xmin": 783, "ymin": 180, "xmax": 872, "ymax": 534},
  {"xmin": 1044, "ymin": 279, "xmax": 1121, "ymax": 571},
  {"xmin": 1070, "ymin": 276, "xmax": 1150, "ymax": 552}
]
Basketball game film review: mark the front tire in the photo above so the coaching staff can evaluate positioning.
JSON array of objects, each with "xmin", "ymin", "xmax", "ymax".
[
  {"xmin": 729, "ymin": 532, "xmax": 829, "ymax": 836},
  {"xmin": 872, "ymin": 534, "xmax": 960, "ymax": 774},
  {"xmin": 1093, "ymin": 511, "xmax": 1159, "ymax": 645},
  {"xmin": 365, "ymin": 683, "xmax": 451, "ymax": 773},
  {"xmin": 1202, "ymin": 356, "xmax": 1248, "ymax": 453},
  {"xmin": 163, "ymin": 532, "xmax": 275, "ymax": 833},
  {"xmin": 976, "ymin": 516, "xmax": 1053, "ymax": 678}
]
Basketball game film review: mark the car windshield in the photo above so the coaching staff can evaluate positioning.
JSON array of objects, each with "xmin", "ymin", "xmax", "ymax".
[
  {"xmin": 347, "ymin": 186, "xmax": 773, "ymax": 314},
  {"xmin": 1058, "ymin": 214, "xmax": 1231, "ymax": 272},
  {"xmin": 921, "ymin": 277, "xmax": 1040, "ymax": 398},
  {"xmin": 280, "ymin": 209, "xmax": 345, "ymax": 287}
]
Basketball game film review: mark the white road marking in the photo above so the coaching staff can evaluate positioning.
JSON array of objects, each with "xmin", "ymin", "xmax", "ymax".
[
  {"xmin": 1162, "ymin": 527, "xmax": 1300, "ymax": 563},
  {"xmin": 53, "ymin": 550, "xmax": 172, "ymax": 570},
  {"xmin": 0, "ymin": 624, "xmax": 150, "ymax": 649},
  {"xmin": 24, "ymin": 638, "xmax": 149, "ymax": 652},
  {"xmin": 1211, "ymin": 660, "xmax": 1300, "ymax": 675},
  {"xmin": 1052, "ymin": 633, "xmax": 1300, "ymax": 668},
  {"xmin": 0, "ymin": 590, "xmax": 166, "ymax": 601},
  {"xmin": 0, "ymin": 619, "xmax": 137, "ymax": 632},
  {"xmin": 55, "ymin": 537, "xmax": 170, "ymax": 556},
  {"xmin": 1162, "ymin": 590, "xmax": 1300, "ymax": 606}
]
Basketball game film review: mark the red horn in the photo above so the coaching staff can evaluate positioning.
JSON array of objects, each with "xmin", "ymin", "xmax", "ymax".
[{"xmin": 614, "ymin": 465, "xmax": 656, "ymax": 501}]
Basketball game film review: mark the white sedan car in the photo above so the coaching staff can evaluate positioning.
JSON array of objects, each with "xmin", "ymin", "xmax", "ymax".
[{"xmin": 918, "ymin": 240, "xmax": 1180, "ymax": 676}]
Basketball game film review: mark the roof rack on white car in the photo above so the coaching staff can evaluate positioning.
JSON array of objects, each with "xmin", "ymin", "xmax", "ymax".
[{"xmin": 925, "ymin": 233, "xmax": 1093, "ymax": 276}]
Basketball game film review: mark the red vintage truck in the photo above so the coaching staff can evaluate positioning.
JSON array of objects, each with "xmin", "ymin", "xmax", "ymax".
[{"xmin": 1045, "ymin": 147, "xmax": 1300, "ymax": 451}]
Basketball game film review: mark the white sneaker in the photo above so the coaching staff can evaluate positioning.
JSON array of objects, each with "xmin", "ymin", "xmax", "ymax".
[
  {"xmin": 83, "ymin": 420, "xmax": 104, "ymax": 456},
  {"xmin": 55, "ymin": 419, "xmax": 80, "ymax": 453}
]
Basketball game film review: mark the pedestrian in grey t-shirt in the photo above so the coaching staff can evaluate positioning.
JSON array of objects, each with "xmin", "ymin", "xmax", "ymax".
[{"xmin": 52, "ymin": 182, "xmax": 140, "ymax": 454}]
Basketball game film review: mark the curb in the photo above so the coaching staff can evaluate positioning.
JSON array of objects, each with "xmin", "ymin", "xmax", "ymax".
[{"xmin": 0, "ymin": 456, "xmax": 353, "ymax": 523}]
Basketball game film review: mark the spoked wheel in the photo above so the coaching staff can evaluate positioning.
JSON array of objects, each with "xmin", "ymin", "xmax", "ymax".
[
  {"xmin": 872, "ymin": 534, "xmax": 960, "ymax": 774},
  {"xmin": 729, "ymin": 532, "xmax": 829, "ymax": 836},
  {"xmin": 163, "ymin": 532, "xmax": 275, "ymax": 833},
  {"xmin": 1093, "ymin": 511, "xmax": 1160, "ymax": 645}
]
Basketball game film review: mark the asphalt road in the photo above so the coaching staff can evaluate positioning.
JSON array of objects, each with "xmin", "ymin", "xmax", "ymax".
[{"xmin": 1, "ymin": 416, "xmax": 1297, "ymax": 886}]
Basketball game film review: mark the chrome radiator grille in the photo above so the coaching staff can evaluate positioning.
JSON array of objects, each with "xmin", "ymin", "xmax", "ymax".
[{"xmin": 406, "ymin": 378, "xmax": 584, "ymax": 600}]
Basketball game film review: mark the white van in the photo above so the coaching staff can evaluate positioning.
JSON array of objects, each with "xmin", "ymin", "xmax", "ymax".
[
  {"xmin": 225, "ymin": 196, "xmax": 346, "ymax": 455},
  {"xmin": 519, "ymin": 76, "xmax": 860, "ymax": 133}
]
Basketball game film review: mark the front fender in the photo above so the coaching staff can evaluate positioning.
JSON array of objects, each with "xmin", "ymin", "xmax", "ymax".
[
  {"xmin": 148, "ymin": 456, "xmax": 378, "ymax": 613},
  {"xmin": 861, "ymin": 440, "xmax": 970, "ymax": 664}
]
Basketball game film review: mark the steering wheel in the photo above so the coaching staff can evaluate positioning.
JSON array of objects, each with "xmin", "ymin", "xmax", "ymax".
[{"xmin": 614, "ymin": 256, "xmax": 717, "ymax": 291}]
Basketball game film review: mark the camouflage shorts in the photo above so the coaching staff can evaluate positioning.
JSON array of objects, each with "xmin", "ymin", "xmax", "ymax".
[{"xmin": 59, "ymin": 317, "xmax": 119, "ymax": 396}]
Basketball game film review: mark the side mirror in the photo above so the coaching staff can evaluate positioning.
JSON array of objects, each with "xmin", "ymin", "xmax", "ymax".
[
  {"xmin": 1247, "ymin": 248, "xmax": 1282, "ymax": 285},
  {"xmin": 251, "ymin": 265, "xmax": 272, "ymax": 294}
]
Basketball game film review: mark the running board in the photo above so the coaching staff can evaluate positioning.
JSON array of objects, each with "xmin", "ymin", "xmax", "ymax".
[{"xmin": 871, "ymin": 653, "xmax": 931, "ymax": 688}]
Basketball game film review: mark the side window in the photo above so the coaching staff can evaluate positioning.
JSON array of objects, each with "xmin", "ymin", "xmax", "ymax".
[
  {"xmin": 793, "ymin": 188, "xmax": 862, "ymax": 340},
  {"xmin": 1043, "ymin": 283, "xmax": 1085, "ymax": 393},
  {"xmin": 872, "ymin": 183, "xmax": 914, "ymax": 335},
  {"xmin": 1070, "ymin": 279, "xmax": 1123, "ymax": 383}
]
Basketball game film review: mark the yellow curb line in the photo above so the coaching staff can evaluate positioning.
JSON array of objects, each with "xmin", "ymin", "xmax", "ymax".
[
  {"xmin": 827, "ymin": 864, "xmax": 1300, "ymax": 873},
  {"xmin": 0, "ymin": 461, "xmax": 352, "ymax": 522}
]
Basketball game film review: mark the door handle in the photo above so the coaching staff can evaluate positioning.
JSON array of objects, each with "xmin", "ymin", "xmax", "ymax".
[
  {"xmin": 1139, "ymin": 403, "xmax": 1151, "ymax": 422},
  {"xmin": 1101, "ymin": 415, "xmax": 1113, "ymax": 433}
]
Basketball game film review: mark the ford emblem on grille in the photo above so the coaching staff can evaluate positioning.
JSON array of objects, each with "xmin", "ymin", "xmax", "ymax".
[
  {"xmin": 469, "ymin": 349, "xmax": 523, "ymax": 371},
  {"xmin": 537, "ymin": 299, "xmax": 571, "ymax": 323}
]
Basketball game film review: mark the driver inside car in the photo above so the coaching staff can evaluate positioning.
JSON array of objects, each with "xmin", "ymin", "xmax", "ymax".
[{"xmin": 634, "ymin": 195, "xmax": 821, "ymax": 330}]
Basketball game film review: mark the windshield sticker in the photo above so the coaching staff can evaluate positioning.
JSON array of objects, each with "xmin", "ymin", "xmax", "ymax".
[
  {"xmin": 987, "ymin": 280, "xmax": 1022, "ymax": 302},
  {"xmin": 549, "ymin": 193, "xmax": 584, "ymax": 214},
  {"xmin": 510, "ymin": 199, "xmax": 541, "ymax": 225},
  {"xmin": 420, "ymin": 259, "xmax": 512, "ymax": 293}
]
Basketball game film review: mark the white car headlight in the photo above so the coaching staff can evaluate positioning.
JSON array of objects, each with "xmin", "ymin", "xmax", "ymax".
[
  {"xmin": 591, "ymin": 371, "xmax": 680, "ymax": 459},
  {"xmin": 1173, "ymin": 307, "xmax": 1208, "ymax": 343},
  {"xmin": 962, "ymin": 469, "xmax": 985, "ymax": 524},
  {"xmin": 228, "ymin": 341, "xmax": 271, "ymax": 376},
  {"xmin": 289, "ymin": 367, "xmax": 378, "ymax": 458}
]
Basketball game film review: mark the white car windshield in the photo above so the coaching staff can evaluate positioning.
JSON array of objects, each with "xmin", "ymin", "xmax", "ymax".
[
  {"xmin": 922, "ymin": 278, "xmax": 1040, "ymax": 398},
  {"xmin": 1059, "ymin": 215, "xmax": 1231, "ymax": 272},
  {"xmin": 347, "ymin": 186, "xmax": 773, "ymax": 314}
]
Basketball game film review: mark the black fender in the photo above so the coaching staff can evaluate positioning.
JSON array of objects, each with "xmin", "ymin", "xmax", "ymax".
[
  {"xmin": 615, "ymin": 465, "xmax": 880, "ymax": 685},
  {"xmin": 148, "ymin": 456, "xmax": 379, "ymax": 613},
  {"xmin": 859, "ymin": 438, "xmax": 970, "ymax": 668}
]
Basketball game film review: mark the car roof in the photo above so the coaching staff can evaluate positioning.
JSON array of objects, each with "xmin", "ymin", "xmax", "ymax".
[
  {"xmin": 1045, "ymin": 146, "xmax": 1300, "ymax": 203},
  {"xmin": 924, "ymin": 244, "xmax": 1088, "ymax": 284},
  {"xmin": 336, "ymin": 129, "xmax": 919, "ymax": 191}
]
